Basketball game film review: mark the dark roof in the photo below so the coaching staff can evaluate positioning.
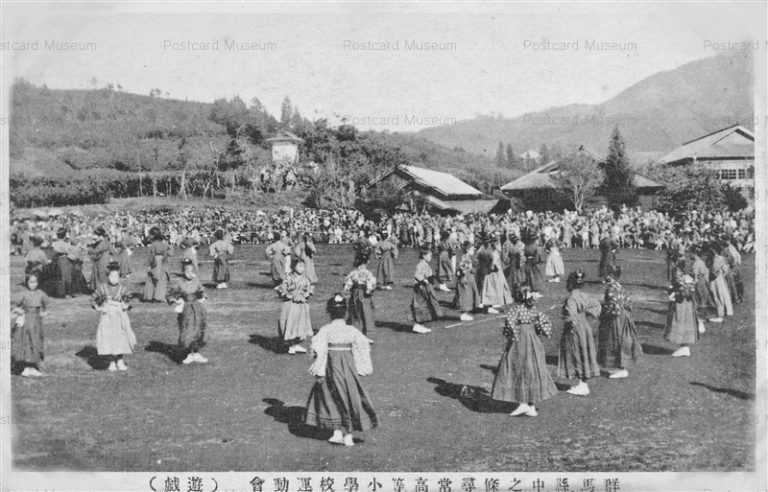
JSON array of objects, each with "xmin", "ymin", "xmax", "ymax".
[{"xmin": 657, "ymin": 124, "xmax": 754, "ymax": 164}]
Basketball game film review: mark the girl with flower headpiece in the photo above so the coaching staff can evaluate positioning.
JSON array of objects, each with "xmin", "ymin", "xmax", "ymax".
[
  {"xmin": 167, "ymin": 258, "xmax": 209, "ymax": 365},
  {"xmin": 305, "ymin": 294, "xmax": 378, "ymax": 447},
  {"xmin": 454, "ymin": 241, "xmax": 482, "ymax": 322},
  {"xmin": 596, "ymin": 266, "xmax": 642, "ymax": 378},
  {"xmin": 411, "ymin": 248, "xmax": 442, "ymax": 334},
  {"xmin": 344, "ymin": 248, "xmax": 377, "ymax": 336},
  {"xmin": 491, "ymin": 287, "xmax": 557, "ymax": 417},
  {"xmin": 275, "ymin": 258, "xmax": 314, "ymax": 354},
  {"xmin": 375, "ymin": 231, "xmax": 398, "ymax": 290},
  {"xmin": 558, "ymin": 269, "xmax": 602, "ymax": 396},
  {"xmin": 92, "ymin": 261, "xmax": 136, "ymax": 372},
  {"xmin": 664, "ymin": 259, "xmax": 699, "ymax": 357}
]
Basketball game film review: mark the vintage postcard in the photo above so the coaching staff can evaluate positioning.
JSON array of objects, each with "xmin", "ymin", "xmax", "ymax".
[{"xmin": 0, "ymin": 2, "xmax": 765, "ymax": 491}]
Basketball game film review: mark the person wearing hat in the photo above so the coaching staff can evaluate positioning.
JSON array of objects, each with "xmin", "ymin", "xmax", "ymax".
[
  {"xmin": 343, "ymin": 247, "xmax": 377, "ymax": 336},
  {"xmin": 24, "ymin": 235, "xmax": 50, "ymax": 279},
  {"xmin": 92, "ymin": 260, "xmax": 136, "ymax": 372},
  {"xmin": 490, "ymin": 286, "xmax": 557, "ymax": 417},
  {"xmin": 51, "ymin": 227, "xmax": 75, "ymax": 298},
  {"xmin": 664, "ymin": 259, "xmax": 700, "ymax": 357},
  {"xmin": 142, "ymin": 226, "xmax": 170, "ymax": 302},
  {"xmin": 210, "ymin": 229, "xmax": 234, "ymax": 289},
  {"xmin": 596, "ymin": 266, "xmax": 642, "ymax": 379},
  {"xmin": 374, "ymin": 230, "xmax": 398, "ymax": 291},
  {"xmin": 410, "ymin": 248, "xmax": 442, "ymax": 334},
  {"xmin": 167, "ymin": 258, "xmax": 209, "ymax": 365},
  {"xmin": 88, "ymin": 226, "xmax": 113, "ymax": 291},
  {"xmin": 275, "ymin": 258, "xmax": 314, "ymax": 354},
  {"xmin": 558, "ymin": 269, "xmax": 602, "ymax": 396},
  {"xmin": 305, "ymin": 293, "xmax": 378, "ymax": 447}
]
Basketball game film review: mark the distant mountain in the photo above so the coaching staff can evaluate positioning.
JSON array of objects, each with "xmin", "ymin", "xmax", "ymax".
[{"xmin": 414, "ymin": 50, "xmax": 753, "ymax": 165}]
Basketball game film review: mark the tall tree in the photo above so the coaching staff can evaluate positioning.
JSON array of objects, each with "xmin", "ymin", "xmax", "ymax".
[
  {"xmin": 602, "ymin": 126, "xmax": 637, "ymax": 209},
  {"xmin": 552, "ymin": 151, "xmax": 602, "ymax": 213},
  {"xmin": 280, "ymin": 96, "xmax": 293, "ymax": 127},
  {"xmin": 505, "ymin": 143, "xmax": 517, "ymax": 168},
  {"xmin": 495, "ymin": 142, "xmax": 506, "ymax": 168}
]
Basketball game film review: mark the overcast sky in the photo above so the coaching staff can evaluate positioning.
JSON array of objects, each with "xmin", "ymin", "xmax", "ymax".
[{"xmin": 3, "ymin": 2, "xmax": 765, "ymax": 131}]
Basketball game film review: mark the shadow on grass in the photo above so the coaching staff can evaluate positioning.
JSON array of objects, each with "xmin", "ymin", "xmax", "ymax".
[
  {"xmin": 637, "ymin": 320, "xmax": 665, "ymax": 331},
  {"xmin": 690, "ymin": 382, "xmax": 754, "ymax": 400},
  {"xmin": 427, "ymin": 377, "xmax": 515, "ymax": 414},
  {"xmin": 263, "ymin": 398, "xmax": 329, "ymax": 441},
  {"xmin": 144, "ymin": 341, "xmax": 185, "ymax": 364},
  {"xmin": 375, "ymin": 321, "xmax": 414, "ymax": 333},
  {"xmin": 245, "ymin": 281, "xmax": 279, "ymax": 289},
  {"xmin": 249, "ymin": 334, "xmax": 286, "ymax": 354},
  {"xmin": 640, "ymin": 343, "xmax": 674, "ymax": 355},
  {"xmin": 75, "ymin": 345, "xmax": 112, "ymax": 370}
]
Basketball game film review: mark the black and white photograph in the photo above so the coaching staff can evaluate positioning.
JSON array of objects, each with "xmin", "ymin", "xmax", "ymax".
[{"xmin": 0, "ymin": 2, "xmax": 766, "ymax": 491}]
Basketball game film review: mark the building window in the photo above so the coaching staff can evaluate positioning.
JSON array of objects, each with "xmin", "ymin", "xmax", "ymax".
[
  {"xmin": 738, "ymin": 169, "xmax": 746, "ymax": 179},
  {"xmin": 720, "ymin": 169, "xmax": 737, "ymax": 180}
]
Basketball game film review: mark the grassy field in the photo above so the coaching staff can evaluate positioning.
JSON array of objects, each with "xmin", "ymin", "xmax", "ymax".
[{"xmin": 11, "ymin": 245, "xmax": 755, "ymax": 471}]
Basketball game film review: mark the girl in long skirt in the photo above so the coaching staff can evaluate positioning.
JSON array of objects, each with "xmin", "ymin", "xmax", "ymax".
[
  {"xmin": 305, "ymin": 294, "xmax": 378, "ymax": 447},
  {"xmin": 707, "ymin": 246, "xmax": 733, "ymax": 323},
  {"xmin": 598, "ymin": 236, "xmax": 618, "ymax": 280},
  {"xmin": 92, "ymin": 261, "xmax": 136, "ymax": 372},
  {"xmin": 266, "ymin": 233, "xmax": 290, "ymax": 286},
  {"xmin": 275, "ymin": 259, "xmax": 314, "ymax": 354},
  {"xmin": 51, "ymin": 228, "xmax": 74, "ymax": 298},
  {"xmin": 24, "ymin": 236, "xmax": 49, "ymax": 278},
  {"xmin": 115, "ymin": 233, "xmax": 133, "ymax": 279},
  {"xmin": 375, "ymin": 232, "xmax": 398, "ymax": 290},
  {"xmin": 664, "ymin": 263, "xmax": 699, "ymax": 357},
  {"xmin": 411, "ymin": 249, "xmax": 442, "ymax": 334},
  {"xmin": 491, "ymin": 287, "xmax": 557, "ymax": 417},
  {"xmin": 596, "ymin": 266, "xmax": 642, "ymax": 378},
  {"xmin": 558, "ymin": 269, "xmax": 602, "ymax": 396},
  {"xmin": 210, "ymin": 229, "xmax": 234, "ymax": 289},
  {"xmin": 180, "ymin": 237, "xmax": 199, "ymax": 276},
  {"xmin": 294, "ymin": 233, "xmax": 319, "ymax": 285},
  {"xmin": 505, "ymin": 234, "xmax": 526, "ymax": 300},
  {"xmin": 344, "ymin": 249, "xmax": 377, "ymax": 336},
  {"xmin": 688, "ymin": 248, "xmax": 711, "ymax": 333},
  {"xmin": 723, "ymin": 239, "xmax": 744, "ymax": 304},
  {"xmin": 544, "ymin": 238, "xmax": 565, "ymax": 283},
  {"xmin": 142, "ymin": 227, "xmax": 170, "ymax": 302},
  {"xmin": 167, "ymin": 258, "xmax": 209, "ymax": 364},
  {"xmin": 454, "ymin": 242, "xmax": 481, "ymax": 322},
  {"xmin": 11, "ymin": 273, "xmax": 49, "ymax": 377},
  {"xmin": 481, "ymin": 240, "xmax": 513, "ymax": 314},
  {"xmin": 436, "ymin": 233, "xmax": 455, "ymax": 292},
  {"xmin": 88, "ymin": 226, "xmax": 113, "ymax": 291},
  {"xmin": 523, "ymin": 237, "xmax": 543, "ymax": 296}
]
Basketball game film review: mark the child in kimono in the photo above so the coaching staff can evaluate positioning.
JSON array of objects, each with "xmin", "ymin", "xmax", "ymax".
[
  {"xmin": 167, "ymin": 258, "xmax": 209, "ymax": 365},
  {"xmin": 115, "ymin": 232, "xmax": 133, "ymax": 279},
  {"xmin": 558, "ymin": 269, "xmax": 602, "ymax": 396},
  {"xmin": 11, "ymin": 273, "xmax": 49, "ymax": 377},
  {"xmin": 491, "ymin": 287, "xmax": 557, "ymax": 417},
  {"xmin": 375, "ymin": 232, "xmax": 398, "ymax": 290},
  {"xmin": 596, "ymin": 266, "xmax": 642, "ymax": 379},
  {"xmin": 180, "ymin": 237, "xmax": 199, "ymax": 276},
  {"xmin": 544, "ymin": 238, "xmax": 565, "ymax": 283},
  {"xmin": 707, "ymin": 245, "xmax": 733, "ymax": 323},
  {"xmin": 266, "ymin": 233, "xmax": 291, "ymax": 286},
  {"xmin": 343, "ymin": 249, "xmax": 377, "ymax": 336},
  {"xmin": 89, "ymin": 226, "xmax": 113, "ymax": 291},
  {"xmin": 305, "ymin": 294, "xmax": 378, "ymax": 447},
  {"xmin": 142, "ymin": 227, "xmax": 169, "ymax": 303},
  {"xmin": 210, "ymin": 229, "xmax": 234, "ymax": 289},
  {"xmin": 24, "ymin": 236, "xmax": 49, "ymax": 278},
  {"xmin": 275, "ymin": 259, "xmax": 314, "ymax": 354},
  {"xmin": 523, "ymin": 236, "xmax": 543, "ymax": 296},
  {"xmin": 294, "ymin": 233, "xmax": 319, "ymax": 285},
  {"xmin": 92, "ymin": 261, "xmax": 136, "ymax": 372},
  {"xmin": 481, "ymin": 240, "xmax": 513, "ymax": 314},
  {"xmin": 454, "ymin": 242, "xmax": 481, "ymax": 322},
  {"xmin": 664, "ymin": 261, "xmax": 699, "ymax": 357},
  {"xmin": 411, "ymin": 249, "xmax": 442, "ymax": 334},
  {"xmin": 436, "ymin": 232, "xmax": 456, "ymax": 292}
]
